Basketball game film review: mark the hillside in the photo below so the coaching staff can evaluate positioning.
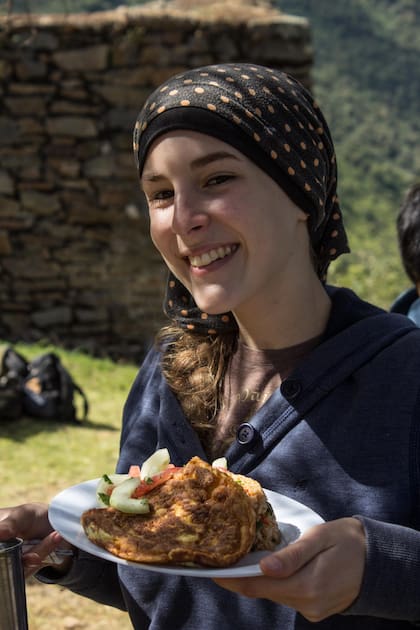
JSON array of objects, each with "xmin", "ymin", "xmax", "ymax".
[
  {"xmin": 3, "ymin": 0, "xmax": 419, "ymax": 306},
  {"xmin": 278, "ymin": 0, "xmax": 420, "ymax": 305}
]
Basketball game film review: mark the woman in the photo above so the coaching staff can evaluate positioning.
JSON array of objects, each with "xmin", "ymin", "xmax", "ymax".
[{"xmin": 2, "ymin": 63, "xmax": 420, "ymax": 629}]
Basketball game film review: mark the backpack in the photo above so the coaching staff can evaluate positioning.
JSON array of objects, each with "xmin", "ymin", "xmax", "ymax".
[
  {"xmin": 0, "ymin": 347, "xmax": 28, "ymax": 420},
  {"xmin": 0, "ymin": 347, "xmax": 89, "ymax": 423},
  {"xmin": 0, "ymin": 373, "xmax": 24, "ymax": 420}
]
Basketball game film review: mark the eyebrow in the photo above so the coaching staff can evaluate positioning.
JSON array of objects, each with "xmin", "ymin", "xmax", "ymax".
[{"xmin": 141, "ymin": 150, "xmax": 241, "ymax": 183}]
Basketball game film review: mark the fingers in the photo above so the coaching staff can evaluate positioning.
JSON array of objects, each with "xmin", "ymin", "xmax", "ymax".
[
  {"xmin": 0, "ymin": 504, "xmax": 73, "ymax": 579},
  {"xmin": 0, "ymin": 503, "xmax": 51, "ymax": 541},
  {"xmin": 215, "ymin": 518, "xmax": 366, "ymax": 622},
  {"xmin": 214, "ymin": 575, "xmax": 281, "ymax": 600},
  {"xmin": 260, "ymin": 522, "xmax": 329, "ymax": 578},
  {"xmin": 0, "ymin": 508, "xmax": 16, "ymax": 540},
  {"xmin": 22, "ymin": 531, "xmax": 65, "ymax": 578}
]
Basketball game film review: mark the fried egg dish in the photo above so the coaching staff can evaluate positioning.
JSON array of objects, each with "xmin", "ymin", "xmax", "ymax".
[{"xmin": 81, "ymin": 456, "xmax": 280, "ymax": 568}]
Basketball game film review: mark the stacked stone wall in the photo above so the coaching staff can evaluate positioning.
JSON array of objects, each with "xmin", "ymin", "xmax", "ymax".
[{"xmin": 0, "ymin": 2, "xmax": 312, "ymax": 360}]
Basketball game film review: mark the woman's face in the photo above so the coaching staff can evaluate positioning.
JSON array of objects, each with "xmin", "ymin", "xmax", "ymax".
[{"xmin": 141, "ymin": 130, "xmax": 311, "ymax": 320}]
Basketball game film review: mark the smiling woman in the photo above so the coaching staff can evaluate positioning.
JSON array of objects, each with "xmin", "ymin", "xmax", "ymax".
[
  {"xmin": 2, "ymin": 63, "xmax": 420, "ymax": 630},
  {"xmin": 135, "ymin": 64, "xmax": 345, "ymax": 446},
  {"xmin": 134, "ymin": 66, "xmax": 349, "ymax": 281},
  {"xmin": 143, "ymin": 131, "xmax": 312, "ymax": 325}
]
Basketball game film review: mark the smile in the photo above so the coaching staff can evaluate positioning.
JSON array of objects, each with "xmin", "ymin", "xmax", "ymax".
[{"xmin": 189, "ymin": 245, "xmax": 237, "ymax": 268}]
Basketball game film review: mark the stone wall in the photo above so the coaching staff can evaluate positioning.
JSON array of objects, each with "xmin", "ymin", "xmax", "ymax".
[{"xmin": 0, "ymin": 1, "xmax": 312, "ymax": 361}]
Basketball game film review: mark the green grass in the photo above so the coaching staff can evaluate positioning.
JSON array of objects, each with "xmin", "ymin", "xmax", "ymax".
[{"xmin": 0, "ymin": 341, "xmax": 139, "ymax": 506}]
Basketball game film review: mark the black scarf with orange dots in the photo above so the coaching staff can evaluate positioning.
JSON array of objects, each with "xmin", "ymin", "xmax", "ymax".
[{"xmin": 133, "ymin": 63, "xmax": 350, "ymax": 335}]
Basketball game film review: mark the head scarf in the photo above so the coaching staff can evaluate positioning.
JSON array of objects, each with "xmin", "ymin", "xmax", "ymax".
[{"xmin": 133, "ymin": 63, "xmax": 350, "ymax": 335}]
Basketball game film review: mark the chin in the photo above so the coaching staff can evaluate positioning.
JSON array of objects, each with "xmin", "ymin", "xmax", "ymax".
[
  {"xmin": 193, "ymin": 297, "xmax": 235, "ymax": 316},
  {"xmin": 190, "ymin": 284, "xmax": 239, "ymax": 316}
]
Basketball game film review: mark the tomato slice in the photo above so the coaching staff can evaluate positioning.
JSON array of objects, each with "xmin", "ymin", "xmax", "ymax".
[{"xmin": 131, "ymin": 465, "xmax": 180, "ymax": 498}]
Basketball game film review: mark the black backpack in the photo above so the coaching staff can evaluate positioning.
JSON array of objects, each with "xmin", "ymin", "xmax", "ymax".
[
  {"xmin": 0, "ymin": 347, "xmax": 89, "ymax": 423},
  {"xmin": 0, "ymin": 347, "xmax": 27, "ymax": 420}
]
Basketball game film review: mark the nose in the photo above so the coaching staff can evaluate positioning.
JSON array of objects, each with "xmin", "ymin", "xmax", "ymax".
[{"xmin": 172, "ymin": 188, "xmax": 209, "ymax": 235}]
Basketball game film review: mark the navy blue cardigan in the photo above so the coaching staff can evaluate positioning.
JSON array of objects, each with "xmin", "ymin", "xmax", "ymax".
[{"xmin": 44, "ymin": 286, "xmax": 420, "ymax": 629}]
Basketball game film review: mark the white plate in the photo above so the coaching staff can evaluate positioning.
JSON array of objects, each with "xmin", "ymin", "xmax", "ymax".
[{"xmin": 49, "ymin": 478, "xmax": 324, "ymax": 578}]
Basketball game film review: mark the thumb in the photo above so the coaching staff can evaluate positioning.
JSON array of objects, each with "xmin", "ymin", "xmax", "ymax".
[
  {"xmin": 0, "ymin": 517, "xmax": 16, "ymax": 540},
  {"xmin": 260, "ymin": 524, "xmax": 327, "ymax": 578}
]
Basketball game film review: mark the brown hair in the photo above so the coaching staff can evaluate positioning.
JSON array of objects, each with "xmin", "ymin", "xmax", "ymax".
[{"xmin": 156, "ymin": 325, "xmax": 237, "ymax": 446}]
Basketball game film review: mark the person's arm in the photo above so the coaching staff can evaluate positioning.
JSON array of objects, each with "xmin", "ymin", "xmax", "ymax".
[
  {"xmin": 0, "ymin": 503, "xmax": 126, "ymax": 610},
  {"xmin": 344, "ymin": 516, "xmax": 420, "ymax": 622},
  {"xmin": 216, "ymin": 515, "xmax": 420, "ymax": 623},
  {"xmin": 36, "ymin": 549, "xmax": 126, "ymax": 611},
  {"xmin": 214, "ymin": 517, "xmax": 365, "ymax": 623},
  {"xmin": 0, "ymin": 502, "xmax": 58, "ymax": 577}
]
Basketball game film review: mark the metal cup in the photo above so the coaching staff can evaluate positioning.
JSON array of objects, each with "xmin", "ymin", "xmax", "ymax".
[{"xmin": 0, "ymin": 538, "xmax": 29, "ymax": 630}]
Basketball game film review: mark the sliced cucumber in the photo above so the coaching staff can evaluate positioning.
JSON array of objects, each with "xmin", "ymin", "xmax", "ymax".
[
  {"xmin": 212, "ymin": 457, "xmax": 228, "ymax": 470},
  {"xmin": 109, "ymin": 477, "xmax": 150, "ymax": 514},
  {"xmin": 140, "ymin": 448, "xmax": 170, "ymax": 480},
  {"xmin": 96, "ymin": 473, "xmax": 130, "ymax": 506}
]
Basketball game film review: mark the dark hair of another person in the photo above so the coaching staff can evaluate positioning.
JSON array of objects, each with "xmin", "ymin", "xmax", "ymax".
[{"xmin": 397, "ymin": 184, "xmax": 420, "ymax": 285}]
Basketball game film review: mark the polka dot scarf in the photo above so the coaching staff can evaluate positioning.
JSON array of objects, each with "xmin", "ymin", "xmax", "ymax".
[{"xmin": 133, "ymin": 63, "xmax": 350, "ymax": 336}]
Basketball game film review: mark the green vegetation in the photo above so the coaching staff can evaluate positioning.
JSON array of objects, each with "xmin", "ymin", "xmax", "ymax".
[
  {"xmin": 2, "ymin": 0, "xmax": 418, "ymax": 307},
  {"xmin": 0, "ymin": 341, "xmax": 138, "ymax": 505},
  {"xmin": 278, "ymin": 0, "xmax": 419, "ymax": 306},
  {"xmin": 0, "ymin": 0, "xmax": 140, "ymax": 12}
]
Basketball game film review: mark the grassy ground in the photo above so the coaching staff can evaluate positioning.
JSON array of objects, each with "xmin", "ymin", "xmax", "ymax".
[{"xmin": 0, "ymin": 341, "xmax": 138, "ymax": 629}]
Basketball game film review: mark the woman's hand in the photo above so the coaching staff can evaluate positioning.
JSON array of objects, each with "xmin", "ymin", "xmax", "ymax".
[
  {"xmin": 214, "ymin": 517, "xmax": 366, "ymax": 623},
  {"xmin": 0, "ymin": 503, "xmax": 70, "ymax": 577}
]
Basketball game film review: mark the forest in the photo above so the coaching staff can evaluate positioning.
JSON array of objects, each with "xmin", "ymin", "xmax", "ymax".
[
  {"xmin": 1, "ymin": 0, "xmax": 419, "ymax": 307},
  {"xmin": 279, "ymin": 0, "xmax": 419, "ymax": 306}
]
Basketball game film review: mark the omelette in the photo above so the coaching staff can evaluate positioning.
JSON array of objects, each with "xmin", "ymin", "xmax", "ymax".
[{"xmin": 81, "ymin": 456, "xmax": 280, "ymax": 568}]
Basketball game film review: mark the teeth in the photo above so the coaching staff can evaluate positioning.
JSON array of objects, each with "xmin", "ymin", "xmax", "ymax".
[{"xmin": 190, "ymin": 245, "xmax": 233, "ymax": 268}]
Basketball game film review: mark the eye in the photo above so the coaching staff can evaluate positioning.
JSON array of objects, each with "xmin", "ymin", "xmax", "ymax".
[
  {"xmin": 205, "ymin": 174, "xmax": 235, "ymax": 187},
  {"xmin": 145, "ymin": 188, "xmax": 174, "ymax": 206},
  {"xmin": 153, "ymin": 189, "xmax": 173, "ymax": 200}
]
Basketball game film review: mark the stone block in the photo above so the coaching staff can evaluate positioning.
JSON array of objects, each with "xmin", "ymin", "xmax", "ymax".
[
  {"xmin": 9, "ymin": 82, "xmax": 55, "ymax": 95},
  {"xmin": 2, "ymin": 256, "xmax": 62, "ymax": 280},
  {"xmin": 18, "ymin": 118, "xmax": 45, "ymax": 135},
  {"xmin": 46, "ymin": 116, "xmax": 97, "ymax": 138},
  {"xmin": 0, "ymin": 231, "xmax": 12, "ymax": 255},
  {"xmin": 50, "ymin": 100, "xmax": 102, "ymax": 115},
  {"xmin": 31, "ymin": 306, "xmax": 73, "ymax": 327},
  {"xmin": 0, "ymin": 117, "xmax": 20, "ymax": 144},
  {"xmin": 83, "ymin": 155, "xmax": 116, "ymax": 178},
  {"xmin": 0, "ymin": 59, "xmax": 12, "ymax": 80},
  {"xmin": 20, "ymin": 190, "xmax": 61, "ymax": 214},
  {"xmin": 48, "ymin": 158, "xmax": 81, "ymax": 178},
  {"xmin": 53, "ymin": 45, "xmax": 109, "ymax": 71},
  {"xmin": 75, "ymin": 307, "xmax": 108, "ymax": 323},
  {"xmin": 5, "ymin": 97, "xmax": 47, "ymax": 116},
  {"xmin": 27, "ymin": 30, "xmax": 60, "ymax": 51},
  {"xmin": 0, "ymin": 171, "xmax": 14, "ymax": 195},
  {"xmin": 16, "ymin": 57, "xmax": 48, "ymax": 80},
  {"xmin": 93, "ymin": 84, "xmax": 151, "ymax": 108},
  {"xmin": 0, "ymin": 196, "xmax": 20, "ymax": 215}
]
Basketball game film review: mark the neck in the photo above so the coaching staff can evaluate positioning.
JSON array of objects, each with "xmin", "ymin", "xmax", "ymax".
[{"xmin": 235, "ymin": 277, "xmax": 331, "ymax": 350}]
